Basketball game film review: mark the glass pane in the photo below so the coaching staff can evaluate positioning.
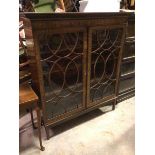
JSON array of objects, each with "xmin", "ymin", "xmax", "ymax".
[
  {"xmin": 90, "ymin": 28, "xmax": 123, "ymax": 102},
  {"xmin": 38, "ymin": 31, "xmax": 84, "ymax": 120}
]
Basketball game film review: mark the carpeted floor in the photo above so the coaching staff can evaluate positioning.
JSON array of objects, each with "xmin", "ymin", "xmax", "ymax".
[{"xmin": 19, "ymin": 97, "xmax": 135, "ymax": 155}]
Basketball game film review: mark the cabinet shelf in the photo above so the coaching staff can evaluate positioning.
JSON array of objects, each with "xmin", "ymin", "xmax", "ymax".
[
  {"xmin": 123, "ymin": 56, "xmax": 135, "ymax": 62},
  {"xmin": 121, "ymin": 71, "xmax": 135, "ymax": 78}
]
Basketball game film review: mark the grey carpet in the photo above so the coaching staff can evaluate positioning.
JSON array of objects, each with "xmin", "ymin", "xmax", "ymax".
[{"xmin": 19, "ymin": 97, "xmax": 135, "ymax": 155}]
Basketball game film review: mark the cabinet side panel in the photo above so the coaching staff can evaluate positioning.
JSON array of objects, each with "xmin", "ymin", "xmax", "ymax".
[{"xmin": 23, "ymin": 18, "xmax": 42, "ymax": 102}]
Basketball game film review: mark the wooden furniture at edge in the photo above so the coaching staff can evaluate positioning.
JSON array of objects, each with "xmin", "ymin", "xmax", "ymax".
[
  {"xmin": 118, "ymin": 12, "xmax": 135, "ymax": 102},
  {"xmin": 19, "ymin": 18, "xmax": 44, "ymax": 151},
  {"xmin": 23, "ymin": 12, "xmax": 129, "ymax": 139},
  {"xmin": 19, "ymin": 83, "xmax": 45, "ymax": 151}
]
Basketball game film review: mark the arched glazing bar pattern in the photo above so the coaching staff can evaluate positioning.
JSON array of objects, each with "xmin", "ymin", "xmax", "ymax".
[{"xmin": 89, "ymin": 28, "xmax": 123, "ymax": 102}]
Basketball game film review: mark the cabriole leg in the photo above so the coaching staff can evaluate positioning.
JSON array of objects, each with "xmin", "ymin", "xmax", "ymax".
[{"xmin": 36, "ymin": 107, "xmax": 45, "ymax": 151}]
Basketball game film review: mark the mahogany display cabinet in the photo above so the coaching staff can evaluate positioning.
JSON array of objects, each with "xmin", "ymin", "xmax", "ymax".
[{"xmin": 23, "ymin": 12, "xmax": 129, "ymax": 139}]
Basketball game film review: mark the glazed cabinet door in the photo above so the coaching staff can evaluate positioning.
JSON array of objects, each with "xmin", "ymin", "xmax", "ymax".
[
  {"xmin": 36, "ymin": 27, "xmax": 87, "ymax": 123},
  {"xmin": 87, "ymin": 26, "xmax": 125, "ymax": 107}
]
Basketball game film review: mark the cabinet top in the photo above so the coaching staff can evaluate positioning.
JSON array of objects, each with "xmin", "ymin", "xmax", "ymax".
[{"xmin": 22, "ymin": 12, "xmax": 134, "ymax": 21}]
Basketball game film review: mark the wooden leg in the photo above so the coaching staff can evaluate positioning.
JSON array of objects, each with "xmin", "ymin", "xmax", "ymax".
[
  {"xmin": 112, "ymin": 99, "xmax": 116, "ymax": 110},
  {"xmin": 41, "ymin": 116, "xmax": 44, "ymax": 126},
  {"xmin": 30, "ymin": 108, "xmax": 37, "ymax": 129},
  {"xmin": 45, "ymin": 125, "xmax": 50, "ymax": 140},
  {"xmin": 36, "ymin": 107, "xmax": 45, "ymax": 151}
]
